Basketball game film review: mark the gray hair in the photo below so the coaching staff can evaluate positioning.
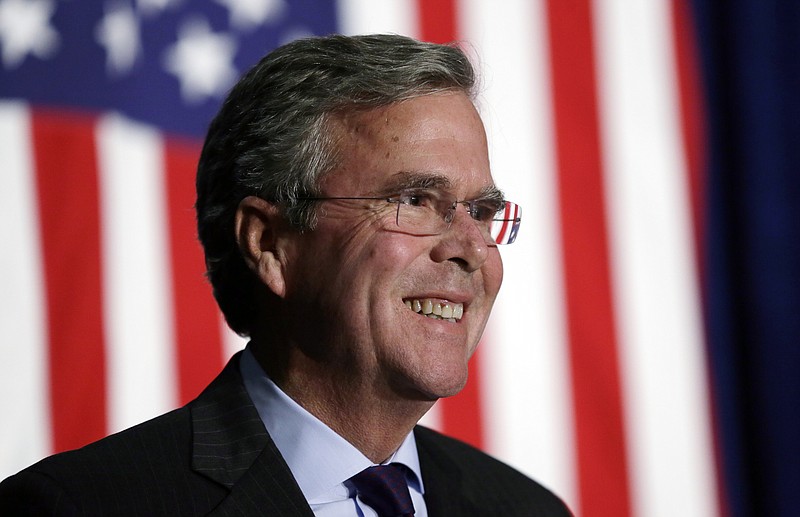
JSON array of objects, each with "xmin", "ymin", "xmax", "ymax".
[{"xmin": 196, "ymin": 33, "xmax": 477, "ymax": 336}]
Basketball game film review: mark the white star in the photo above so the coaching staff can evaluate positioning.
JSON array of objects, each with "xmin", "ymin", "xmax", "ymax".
[
  {"xmin": 95, "ymin": 1, "xmax": 142, "ymax": 76},
  {"xmin": 162, "ymin": 18, "xmax": 238, "ymax": 103},
  {"xmin": 0, "ymin": 0, "xmax": 59, "ymax": 69},
  {"xmin": 214, "ymin": 0, "xmax": 287, "ymax": 31},
  {"xmin": 137, "ymin": 0, "xmax": 180, "ymax": 17}
]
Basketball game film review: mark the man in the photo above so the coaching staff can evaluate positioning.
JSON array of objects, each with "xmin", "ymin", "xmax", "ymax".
[{"xmin": 0, "ymin": 34, "xmax": 570, "ymax": 516}]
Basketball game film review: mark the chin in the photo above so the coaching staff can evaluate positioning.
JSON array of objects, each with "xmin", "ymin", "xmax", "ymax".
[{"xmin": 392, "ymin": 360, "xmax": 471, "ymax": 402}]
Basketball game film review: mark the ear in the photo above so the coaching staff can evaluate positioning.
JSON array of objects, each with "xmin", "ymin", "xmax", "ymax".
[{"xmin": 235, "ymin": 196, "xmax": 292, "ymax": 298}]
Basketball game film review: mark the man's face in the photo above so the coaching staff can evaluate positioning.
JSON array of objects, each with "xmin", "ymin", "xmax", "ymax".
[{"xmin": 280, "ymin": 92, "xmax": 503, "ymax": 401}]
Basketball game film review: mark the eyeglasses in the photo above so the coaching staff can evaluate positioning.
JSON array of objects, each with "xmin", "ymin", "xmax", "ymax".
[{"xmin": 299, "ymin": 188, "xmax": 521, "ymax": 245}]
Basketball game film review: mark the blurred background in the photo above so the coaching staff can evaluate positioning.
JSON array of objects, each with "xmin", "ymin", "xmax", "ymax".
[{"xmin": 1, "ymin": 1, "xmax": 798, "ymax": 516}]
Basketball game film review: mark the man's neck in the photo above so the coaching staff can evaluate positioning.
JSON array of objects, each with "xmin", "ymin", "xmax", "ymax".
[{"xmin": 251, "ymin": 342, "xmax": 434, "ymax": 463}]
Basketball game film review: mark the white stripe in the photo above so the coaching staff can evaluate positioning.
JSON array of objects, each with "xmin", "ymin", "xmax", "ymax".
[
  {"xmin": 221, "ymin": 315, "xmax": 248, "ymax": 362},
  {"xmin": 459, "ymin": 0, "xmax": 577, "ymax": 509},
  {"xmin": 335, "ymin": 0, "xmax": 419, "ymax": 37},
  {"xmin": 0, "ymin": 102, "xmax": 52, "ymax": 478},
  {"xmin": 417, "ymin": 399, "xmax": 443, "ymax": 431},
  {"xmin": 592, "ymin": 2, "xmax": 719, "ymax": 516},
  {"xmin": 96, "ymin": 113, "xmax": 178, "ymax": 434}
]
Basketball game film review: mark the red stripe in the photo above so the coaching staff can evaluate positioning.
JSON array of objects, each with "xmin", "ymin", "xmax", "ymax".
[
  {"xmin": 545, "ymin": 1, "xmax": 633, "ymax": 515},
  {"xmin": 495, "ymin": 203, "xmax": 519, "ymax": 244},
  {"xmin": 163, "ymin": 138, "xmax": 225, "ymax": 404},
  {"xmin": 671, "ymin": 2, "xmax": 728, "ymax": 516},
  {"xmin": 494, "ymin": 204, "xmax": 512, "ymax": 244},
  {"xmin": 416, "ymin": 0, "xmax": 458, "ymax": 44},
  {"xmin": 439, "ymin": 343, "xmax": 486, "ymax": 450},
  {"xmin": 672, "ymin": 0, "xmax": 707, "ymax": 284},
  {"xmin": 32, "ymin": 109, "xmax": 108, "ymax": 452}
]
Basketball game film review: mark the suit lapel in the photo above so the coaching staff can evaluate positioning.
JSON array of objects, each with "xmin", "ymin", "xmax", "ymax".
[
  {"xmin": 208, "ymin": 439, "xmax": 316, "ymax": 516},
  {"xmin": 415, "ymin": 426, "xmax": 480, "ymax": 517},
  {"xmin": 190, "ymin": 353, "xmax": 314, "ymax": 516}
]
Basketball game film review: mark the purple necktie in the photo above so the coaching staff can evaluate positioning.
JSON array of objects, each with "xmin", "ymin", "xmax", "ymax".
[{"xmin": 349, "ymin": 463, "xmax": 416, "ymax": 517}]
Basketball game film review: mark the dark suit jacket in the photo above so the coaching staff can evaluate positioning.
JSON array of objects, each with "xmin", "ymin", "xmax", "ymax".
[{"xmin": 0, "ymin": 354, "xmax": 571, "ymax": 516}]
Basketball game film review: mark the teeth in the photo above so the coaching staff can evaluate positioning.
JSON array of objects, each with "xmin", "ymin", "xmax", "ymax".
[
  {"xmin": 441, "ymin": 303, "xmax": 453, "ymax": 319},
  {"xmin": 405, "ymin": 298, "xmax": 464, "ymax": 322}
]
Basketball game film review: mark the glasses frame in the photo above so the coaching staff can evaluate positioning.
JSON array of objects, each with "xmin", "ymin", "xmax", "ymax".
[{"xmin": 298, "ymin": 188, "xmax": 521, "ymax": 245}]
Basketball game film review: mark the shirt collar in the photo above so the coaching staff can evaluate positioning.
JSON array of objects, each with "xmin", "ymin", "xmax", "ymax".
[{"xmin": 239, "ymin": 345, "xmax": 424, "ymax": 503}]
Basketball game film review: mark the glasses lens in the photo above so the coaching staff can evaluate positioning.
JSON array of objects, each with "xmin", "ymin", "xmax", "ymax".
[
  {"xmin": 393, "ymin": 189, "xmax": 521, "ymax": 245},
  {"xmin": 490, "ymin": 201, "xmax": 521, "ymax": 245},
  {"xmin": 394, "ymin": 189, "xmax": 447, "ymax": 236}
]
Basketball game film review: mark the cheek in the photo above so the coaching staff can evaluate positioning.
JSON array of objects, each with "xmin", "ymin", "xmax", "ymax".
[
  {"xmin": 362, "ymin": 234, "xmax": 426, "ymax": 304},
  {"xmin": 318, "ymin": 222, "xmax": 418, "ymax": 304},
  {"xmin": 483, "ymin": 251, "xmax": 504, "ymax": 299}
]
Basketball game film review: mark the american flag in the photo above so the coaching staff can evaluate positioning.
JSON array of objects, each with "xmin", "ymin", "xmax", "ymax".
[{"xmin": 3, "ymin": 1, "xmax": 798, "ymax": 516}]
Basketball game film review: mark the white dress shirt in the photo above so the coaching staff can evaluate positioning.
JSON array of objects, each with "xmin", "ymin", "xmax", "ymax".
[{"xmin": 240, "ymin": 346, "xmax": 428, "ymax": 516}]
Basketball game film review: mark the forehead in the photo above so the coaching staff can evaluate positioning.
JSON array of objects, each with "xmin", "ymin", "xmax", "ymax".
[{"xmin": 322, "ymin": 92, "xmax": 493, "ymax": 196}]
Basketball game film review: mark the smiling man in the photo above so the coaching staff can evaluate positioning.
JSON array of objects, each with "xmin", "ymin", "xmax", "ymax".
[{"xmin": 0, "ymin": 34, "xmax": 569, "ymax": 516}]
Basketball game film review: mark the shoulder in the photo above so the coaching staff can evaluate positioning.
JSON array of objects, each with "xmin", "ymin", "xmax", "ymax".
[
  {"xmin": 414, "ymin": 426, "xmax": 572, "ymax": 516},
  {"xmin": 0, "ymin": 407, "xmax": 223, "ymax": 516},
  {"xmin": 413, "ymin": 425, "xmax": 546, "ymax": 488},
  {"xmin": 0, "ymin": 354, "xmax": 271, "ymax": 515},
  {"xmin": 36, "ymin": 404, "xmax": 191, "ymax": 477}
]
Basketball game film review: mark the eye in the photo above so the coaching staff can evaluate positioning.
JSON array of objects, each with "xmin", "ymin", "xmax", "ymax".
[
  {"xmin": 399, "ymin": 189, "xmax": 437, "ymax": 208},
  {"xmin": 470, "ymin": 199, "xmax": 504, "ymax": 222}
]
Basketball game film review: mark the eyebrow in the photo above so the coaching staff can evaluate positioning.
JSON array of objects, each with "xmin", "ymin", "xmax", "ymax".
[
  {"xmin": 477, "ymin": 184, "xmax": 505, "ymax": 202},
  {"xmin": 380, "ymin": 171, "xmax": 453, "ymax": 193},
  {"xmin": 380, "ymin": 171, "xmax": 505, "ymax": 201}
]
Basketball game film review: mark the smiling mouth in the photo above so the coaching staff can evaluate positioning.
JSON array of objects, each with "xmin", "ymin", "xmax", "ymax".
[{"xmin": 404, "ymin": 298, "xmax": 464, "ymax": 323}]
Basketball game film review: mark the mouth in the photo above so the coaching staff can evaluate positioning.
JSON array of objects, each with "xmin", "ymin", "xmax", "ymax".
[{"xmin": 404, "ymin": 298, "xmax": 464, "ymax": 323}]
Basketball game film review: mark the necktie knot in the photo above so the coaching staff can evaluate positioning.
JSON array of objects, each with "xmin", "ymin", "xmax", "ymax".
[{"xmin": 349, "ymin": 463, "xmax": 415, "ymax": 517}]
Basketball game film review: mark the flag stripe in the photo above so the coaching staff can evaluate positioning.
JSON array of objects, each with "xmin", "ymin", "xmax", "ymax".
[
  {"xmin": 96, "ymin": 114, "xmax": 178, "ymax": 434},
  {"xmin": 672, "ymin": 0, "xmax": 707, "ymax": 270},
  {"xmin": 163, "ymin": 137, "xmax": 226, "ymax": 403},
  {"xmin": 417, "ymin": 0, "xmax": 458, "ymax": 44},
  {"xmin": 592, "ymin": 1, "xmax": 718, "ymax": 515},
  {"xmin": 545, "ymin": 1, "xmax": 632, "ymax": 515},
  {"xmin": 32, "ymin": 109, "xmax": 109, "ymax": 452},
  {"xmin": 671, "ymin": 2, "xmax": 728, "ymax": 515},
  {"xmin": 459, "ymin": 0, "xmax": 577, "ymax": 508},
  {"xmin": 336, "ymin": 0, "xmax": 419, "ymax": 37},
  {"xmin": 438, "ymin": 346, "xmax": 485, "ymax": 449},
  {"xmin": 221, "ymin": 317, "xmax": 249, "ymax": 362},
  {"xmin": 0, "ymin": 103, "xmax": 51, "ymax": 474}
]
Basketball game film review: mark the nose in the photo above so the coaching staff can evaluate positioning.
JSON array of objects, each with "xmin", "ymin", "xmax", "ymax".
[{"xmin": 430, "ymin": 204, "xmax": 491, "ymax": 272}]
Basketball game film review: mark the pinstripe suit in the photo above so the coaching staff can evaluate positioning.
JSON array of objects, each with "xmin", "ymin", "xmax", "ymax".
[{"xmin": 0, "ymin": 354, "xmax": 571, "ymax": 516}]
